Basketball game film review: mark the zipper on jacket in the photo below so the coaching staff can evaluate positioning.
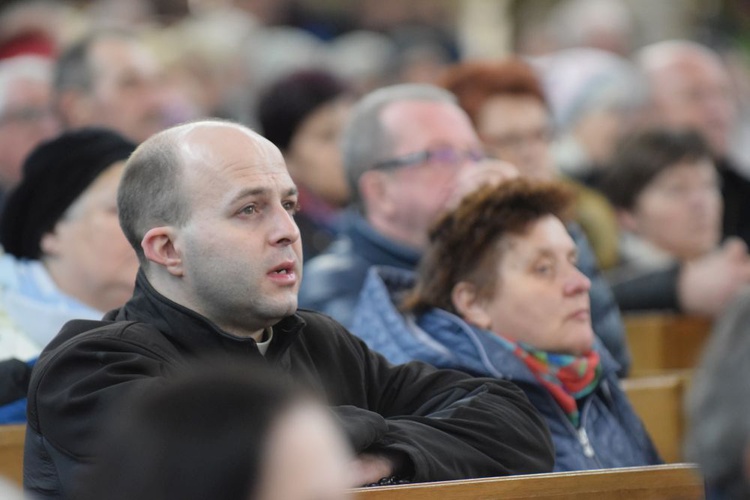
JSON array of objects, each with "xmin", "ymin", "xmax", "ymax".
[
  {"xmin": 577, "ymin": 427, "xmax": 595, "ymax": 458},
  {"xmin": 550, "ymin": 394, "xmax": 602, "ymax": 466}
]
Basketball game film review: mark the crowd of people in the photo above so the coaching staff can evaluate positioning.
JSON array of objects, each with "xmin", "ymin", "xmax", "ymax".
[{"xmin": 1, "ymin": 0, "xmax": 749, "ymax": 499}]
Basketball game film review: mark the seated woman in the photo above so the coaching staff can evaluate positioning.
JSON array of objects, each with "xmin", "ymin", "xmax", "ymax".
[
  {"xmin": 441, "ymin": 58, "xmax": 629, "ymax": 375},
  {"xmin": 0, "ymin": 128, "xmax": 138, "ymax": 358},
  {"xmin": 352, "ymin": 179, "xmax": 660, "ymax": 471},
  {"xmin": 600, "ymin": 128, "xmax": 749, "ymax": 313},
  {"xmin": 0, "ymin": 128, "xmax": 138, "ymax": 423}
]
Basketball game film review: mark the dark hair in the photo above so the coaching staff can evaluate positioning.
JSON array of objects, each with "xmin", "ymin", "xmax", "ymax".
[
  {"xmin": 439, "ymin": 58, "xmax": 547, "ymax": 128},
  {"xmin": 257, "ymin": 68, "xmax": 349, "ymax": 152},
  {"xmin": 403, "ymin": 178, "xmax": 573, "ymax": 314},
  {"xmin": 78, "ymin": 360, "xmax": 310, "ymax": 500},
  {"xmin": 600, "ymin": 128, "xmax": 714, "ymax": 210}
]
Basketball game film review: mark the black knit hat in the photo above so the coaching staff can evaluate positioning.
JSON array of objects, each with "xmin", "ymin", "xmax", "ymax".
[{"xmin": 0, "ymin": 127, "xmax": 137, "ymax": 259}]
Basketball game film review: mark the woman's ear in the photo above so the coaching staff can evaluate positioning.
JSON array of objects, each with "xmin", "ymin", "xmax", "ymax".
[
  {"xmin": 39, "ymin": 230, "xmax": 62, "ymax": 257},
  {"xmin": 452, "ymin": 281, "xmax": 492, "ymax": 330},
  {"xmin": 142, "ymin": 226, "xmax": 184, "ymax": 277}
]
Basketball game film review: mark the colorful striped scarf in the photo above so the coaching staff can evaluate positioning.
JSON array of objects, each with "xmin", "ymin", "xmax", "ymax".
[{"xmin": 493, "ymin": 335, "xmax": 602, "ymax": 428}]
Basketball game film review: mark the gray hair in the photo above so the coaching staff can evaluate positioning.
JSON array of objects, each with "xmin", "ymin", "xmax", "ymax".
[
  {"xmin": 534, "ymin": 47, "xmax": 648, "ymax": 131},
  {"xmin": 54, "ymin": 28, "xmax": 136, "ymax": 93},
  {"xmin": 0, "ymin": 56, "xmax": 52, "ymax": 118},
  {"xmin": 341, "ymin": 83, "xmax": 456, "ymax": 212},
  {"xmin": 684, "ymin": 289, "xmax": 750, "ymax": 498},
  {"xmin": 636, "ymin": 40, "xmax": 725, "ymax": 76}
]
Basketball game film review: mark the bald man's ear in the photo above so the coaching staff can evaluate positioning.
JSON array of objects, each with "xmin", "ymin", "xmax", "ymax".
[{"xmin": 142, "ymin": 227, "xmax": 183, "ymax": 277}]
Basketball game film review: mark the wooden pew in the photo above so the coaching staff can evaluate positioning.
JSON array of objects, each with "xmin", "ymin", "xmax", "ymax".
[
  {"xmin": 0, "ymin": 425, "xmax": 24, "ymax": 486},
  {"xmin": 622, "ymin": 373, "xmax": 691, "ymax": 463},
  {"xmin": 624, "ymin": 313, "xmax": 712, "ymax": 376},
  {"xmin": 352, "ymin": 464, "xmax": 704, "ymax": 500}
]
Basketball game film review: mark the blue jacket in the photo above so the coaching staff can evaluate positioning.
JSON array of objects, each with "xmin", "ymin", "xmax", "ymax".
[
  {"xmin": 300, "ymin": 214, "xmax": 630, "ymax": 375},
  {"xmin": 352, "ymin": 266, "xmax": 660, "ymax": 472},
  {"xmin": 299, "ymin": 213, "xmax": 421, "ymax": 328}
]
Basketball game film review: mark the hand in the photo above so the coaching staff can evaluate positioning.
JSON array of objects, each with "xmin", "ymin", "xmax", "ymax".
[
  {"xmin": 350, "ymin": 452, "xmax": 395, "ymax": 487},
  {"xmin": 447, "ymin": 159, "xmax": 519, "ymax": 210},
  {"xmin": 678, "ymin": 237, "xmax": 750, "ymax": 316}
]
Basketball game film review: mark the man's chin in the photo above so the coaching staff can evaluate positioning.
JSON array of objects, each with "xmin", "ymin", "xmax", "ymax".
[{"xmin": 270, "ymin": 299, "xmax": 299, "ymax": 319}]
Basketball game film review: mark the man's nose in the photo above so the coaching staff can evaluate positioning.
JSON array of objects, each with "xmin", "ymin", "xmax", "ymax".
[{"xmin": 269, "ymin": 205, "xmax": 300, "ymax": 246}]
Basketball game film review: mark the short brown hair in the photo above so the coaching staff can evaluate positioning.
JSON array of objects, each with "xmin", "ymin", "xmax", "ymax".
[
  {"xmin": 439, "ymin": 58, "xmax": 547, "ymax": 127},
  {"xmin": 403, "ymin": 179, "xmax": 573, "ymax": 315},
  {"xmin": 601, "ymin": 127, "xmax": 714, "ymax": 211}
]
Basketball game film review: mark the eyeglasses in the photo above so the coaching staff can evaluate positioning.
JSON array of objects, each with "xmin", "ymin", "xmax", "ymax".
[{"xmin": 372, "ymin": 146, "xmax": 487, "ymax": 171}]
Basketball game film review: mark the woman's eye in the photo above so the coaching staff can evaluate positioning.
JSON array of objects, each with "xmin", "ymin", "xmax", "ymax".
[{"xmin": 533, "ymin": 263, "xmax": 554, "ymax": 276}]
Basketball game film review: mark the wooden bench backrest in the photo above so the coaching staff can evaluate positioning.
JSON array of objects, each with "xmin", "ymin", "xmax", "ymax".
[
  {"xmin": 624, "ymin": 313, "xmax": 712, "ymax": 376},
  {"xmin": 352, "ymin": 464, "xmax": 704, "ymax": 500},
  {"xmin": 0, "ymin": 425, "xmax": 24, "ymax": 486},
  {"xmin": 622, "ymin": 373, "xmax": 691, "ymax": 463}
]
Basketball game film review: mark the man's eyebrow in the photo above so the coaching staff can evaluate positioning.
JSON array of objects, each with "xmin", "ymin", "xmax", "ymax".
[
  {"xmin": 228, "ymin": 187, "xmax": 267, "ymax": 205},
  {"xmin": 228, "ymin": 186, "xmax": 299, "ymax": 205}
]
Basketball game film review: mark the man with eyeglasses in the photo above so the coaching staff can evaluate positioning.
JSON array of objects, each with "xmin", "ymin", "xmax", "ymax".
[
  {"xmin": 0, "ymin": 56, "xmax": 60, "ymax": 208},
  {"xmin": 300, "ymin": 84, "xmax": 516, "ymax": 327}
]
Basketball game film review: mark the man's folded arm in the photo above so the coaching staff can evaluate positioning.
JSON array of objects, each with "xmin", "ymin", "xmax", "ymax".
[{"xmin": 333, "ymin": 330, "xmax": 555, "ymax": 481}]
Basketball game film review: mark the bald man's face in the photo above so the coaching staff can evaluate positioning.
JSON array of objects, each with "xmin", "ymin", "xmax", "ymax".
[
  {"xmin": 171, "ymin": 125, "xmax": 302, "ymax": 336},
  {"xmin": 648, "ymin": 52, "xmax": 735, "ymax": 157}
]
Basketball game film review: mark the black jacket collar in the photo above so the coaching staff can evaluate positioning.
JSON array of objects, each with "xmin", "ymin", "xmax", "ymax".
[{"xmin": 107, "ymin": 269, "xmax": 305, "ymax": 361}]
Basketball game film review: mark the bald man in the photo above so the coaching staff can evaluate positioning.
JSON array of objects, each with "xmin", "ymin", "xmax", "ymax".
[{"xmin": 23, "ymin": 120, "xmax": 553, "ymax": 499}]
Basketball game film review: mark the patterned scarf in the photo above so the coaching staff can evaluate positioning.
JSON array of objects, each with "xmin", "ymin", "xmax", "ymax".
[{"xmin": 493, "ymin": 335, "xmax": 602, "ymax": 428}]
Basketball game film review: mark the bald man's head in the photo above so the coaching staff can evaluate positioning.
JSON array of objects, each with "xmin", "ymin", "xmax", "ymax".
[
  {"xmin": 637, "ymin": 41, "xmax": 735, "ymax": 157},
  {"xmin": 118, "ymin": 120, "xmax": 273, "ymax": 266}
]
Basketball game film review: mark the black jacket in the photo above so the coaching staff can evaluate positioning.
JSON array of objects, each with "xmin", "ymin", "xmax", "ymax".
[{"xmin": 24, "ymin": 271, "xmax": 554, "ymax": 499}]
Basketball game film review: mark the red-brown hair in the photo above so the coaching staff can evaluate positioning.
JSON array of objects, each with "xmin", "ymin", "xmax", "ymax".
[
  {"xmin": 402, "ymin": 178, "xmax": 573, "ymax": 315},
  {"xmin": 439, "ymin": 58, "xmax": 548, "ymax": 127}
]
